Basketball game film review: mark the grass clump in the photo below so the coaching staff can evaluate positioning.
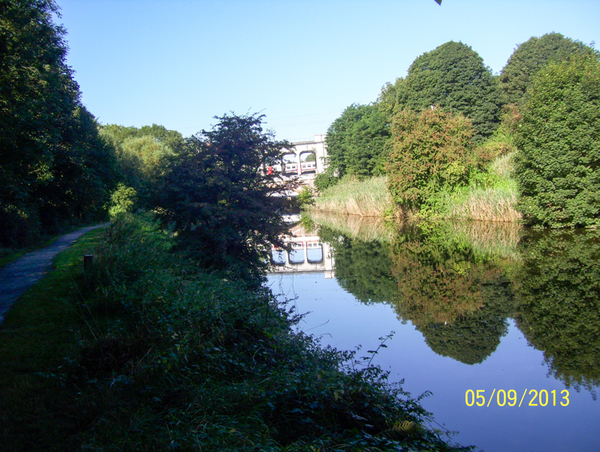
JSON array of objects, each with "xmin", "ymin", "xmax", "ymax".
[
  {"xmin": 427, "ymin": 153, "xmax": 521, "ymax": 223},
  {"xmin": 312, "ymin": 176, "xmax": 393, "ymax": 218},
  {"xmin": 0, "ymin": 213, "xmax": 473, "ymax": 451}
]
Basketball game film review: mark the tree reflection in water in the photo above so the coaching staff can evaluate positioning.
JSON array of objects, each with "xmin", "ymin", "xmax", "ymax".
[
  {"xmin": 309, "ymin": 213, "xmax": 600, "ymax": 393},
  {"xmin": 514, "ymin": 229, "xmax": 600, "ymax": 397}
]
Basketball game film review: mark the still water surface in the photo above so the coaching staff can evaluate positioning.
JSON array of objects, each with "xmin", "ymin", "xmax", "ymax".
[{"xmin": 267, "ymin": 216, "xmax": 600, "ymax": 452}]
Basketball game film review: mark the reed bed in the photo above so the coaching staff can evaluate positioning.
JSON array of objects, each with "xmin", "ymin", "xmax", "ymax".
[
  {"xmin": 312, "ymin": 176, "xmax": 392, "ymax": 217},
  {"xmin": 444, "ymin": 185, "xmax": 522, "ymax": 222}
]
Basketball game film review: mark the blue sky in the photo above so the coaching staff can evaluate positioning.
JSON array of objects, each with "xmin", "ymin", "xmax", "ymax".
[{"xmin": 56, "ymin": 0, "xmax": 599, "ymax": 142}]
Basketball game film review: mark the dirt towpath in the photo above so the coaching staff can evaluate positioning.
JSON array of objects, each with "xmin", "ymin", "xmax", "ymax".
[{"xmin": 0, "ymin": 223, "xmax": 109, "ymax": 324}]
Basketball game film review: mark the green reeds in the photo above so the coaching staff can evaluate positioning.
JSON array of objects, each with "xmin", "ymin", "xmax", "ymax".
[{"xmin": 311, "ymin": 176, "xmax": 392, "ymax": 217}]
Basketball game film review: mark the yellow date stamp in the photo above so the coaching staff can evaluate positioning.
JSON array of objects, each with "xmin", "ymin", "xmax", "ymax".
[{"xmin": 465, "ymin": 389, "xmax": 570, "ymax": 407}]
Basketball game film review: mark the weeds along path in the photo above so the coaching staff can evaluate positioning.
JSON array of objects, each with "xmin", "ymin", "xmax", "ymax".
[{"xmin": 0, "ymin": 223, "xmax": 109, "ymax": 324}]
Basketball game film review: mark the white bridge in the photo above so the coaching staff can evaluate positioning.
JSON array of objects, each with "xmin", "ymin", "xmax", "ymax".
[{"xmin": 270, "ymin": 134, "xmax": 328, "ymax": 178}]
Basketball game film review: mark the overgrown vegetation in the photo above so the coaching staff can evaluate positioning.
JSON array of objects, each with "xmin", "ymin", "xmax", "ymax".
[
  {"xmin": 0, "ymin": 215, "xmax": 473, "ymax": 451},
  {"xmin": 514, "ymin": 54, "xmax": 600, "ymax": 227},
  {"xmin": 387, "ymin": 108, "xmax": 476, "ymax": 214},
  {"xmin": 320, "ymin": 33, "xmax": 599, "ymax": 227},
  {"xmin": 433, "ymin": 153, "xmax": 521, "ymax": 223},
  {"xmin": 0, "ymin": 0, "xmax": 118, "ymax": 248}
]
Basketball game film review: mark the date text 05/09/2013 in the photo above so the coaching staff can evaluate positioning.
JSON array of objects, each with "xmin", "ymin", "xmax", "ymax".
[{"xmin": 465, "ymin": 389, "xmax": 569, "ymax": 407}]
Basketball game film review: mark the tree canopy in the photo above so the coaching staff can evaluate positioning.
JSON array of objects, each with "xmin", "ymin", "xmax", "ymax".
[
  {"xmin": 325, "ymin": 104, "xmax": 390, "ymax": 178},
  {"xmin": 389, "ymin": 41, "xmax": 501, "ymax": 141},
  {"xmin": 100, "ymin": 124, "xmax": 183, "ymax": 208},
  {"xmin": 514, "ymin": 54, "xmax": 600, "ymax": 227},
  {"xmin": 499, "ymin": 32, "xmax": 596, "ymax": 106},
  {"xmin": 0, "ymin": 0, "xmax": 117, "ymax": 245}
]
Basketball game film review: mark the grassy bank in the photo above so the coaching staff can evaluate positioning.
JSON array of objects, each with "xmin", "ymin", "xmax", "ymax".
[
  {"xmin": 0, "ymin": 214, "xmax": 471, "ymax": 451},
  {"xmin": 311, "ymin": 176, "xmax": 393, "ymax": 217},
  {"xmin": 0, "ymin": 227, "xmax": 107, "ymax": 451},
  {"xmin": 310, "ymin": 154, "xmax": 521, "ymax": 223}
]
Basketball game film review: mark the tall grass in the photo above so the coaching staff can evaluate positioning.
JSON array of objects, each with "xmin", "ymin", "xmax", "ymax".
[
  {"xmin": 435, "ymin": 153, "xmax": 522, "ymax": 223},
  {"xmin": 310, "ymin": 154, "xmax": 521, "ymax": 224},
  {"xmin": 311, "ymin": 176, "xmax": 392, "ymax": 217}
]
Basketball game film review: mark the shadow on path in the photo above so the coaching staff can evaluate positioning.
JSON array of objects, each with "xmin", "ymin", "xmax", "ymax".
[{"xmin": 0, "ymin": 223, "xmax": 109, "ymax": 324}]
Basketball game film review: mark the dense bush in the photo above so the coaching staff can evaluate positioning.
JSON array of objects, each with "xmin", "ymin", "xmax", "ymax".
[
  {"xmin": 153, "ymin": 113, "xmax": 294, "ymax": 284},
  {"xmin": 514, "ymin": 55, "xmax": 600, "ymax": 227},
  {"xmin": 314, "ymin": 169, "xmax": 340, "ymax": 192},
  {"xmin": 387, "ymin": 107, "xmax": 476, "ymax": 213}
]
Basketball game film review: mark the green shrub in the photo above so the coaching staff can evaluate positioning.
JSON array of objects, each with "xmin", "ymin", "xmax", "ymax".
[
  {"xmin": 387, "ymin": 107, "xmax": 476, "ymax": 213},
  {"xmin": 108, "ymin": 183, "xmax": 138, "ymax": 219},
  {"xmin": 514, "ymin": 55, "xmax": 600, "ymax": 227},
  {"xmin": 314, "ymin": 169, "xmax": 340, "ymax": 192},
  {"xmin": 296, "ymin": 185, "xmax": 315, "ymax": 208}
]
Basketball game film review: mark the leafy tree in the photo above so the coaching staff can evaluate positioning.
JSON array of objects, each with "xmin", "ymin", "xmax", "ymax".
[
  {"xmin": 100, "ymin": 124, "xmax": 183, "ymax": 208},
  {"xmin": 138, "ymin": 124, "xmax": 185, "ymax": 151},
  {"xmin": 0, "ymin": 0, "xmax": 77, "ymax": 243},
  {"xmin": 499, "ymin": 32, "xmax": 596, "ymax": 106},
  {"xmin": 0, "ymin": 0, "xmax": 117, "ymax": 245},
  {"xmin": 387, "ymin": 107, "xmax": 475, "ymax": 212},
  {"xmin": 391, "ymin": 41, "xmax": 501, "ymax": 141},
  {"xmin": 40, "ymin": 106, "xmax": 118, "ymax": 226},
  {"xmin": 514, "ymin": 54, "xmax": 600, "ymax": 227},
  {"xmin": 153, "ymin": 113, "xmax": 294, "ymax": 283},
  {"xmin": 325, "ymin": 103, "xmax": 390, "ymax": 178}
]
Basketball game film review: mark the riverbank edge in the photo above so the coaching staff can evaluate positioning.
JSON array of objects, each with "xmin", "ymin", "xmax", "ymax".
[
  {"xmin": 310, "ymin": 174, "xmax": 522, "ymax": 224},
  {"xmin": 0, "ymin": 213, "xmax": 473, "ymax": 451}
]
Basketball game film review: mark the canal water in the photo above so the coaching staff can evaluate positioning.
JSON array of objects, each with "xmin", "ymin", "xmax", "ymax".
[{"xmin": 267, "ymin": 215, "xmax": 600, "ymax": 452}]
